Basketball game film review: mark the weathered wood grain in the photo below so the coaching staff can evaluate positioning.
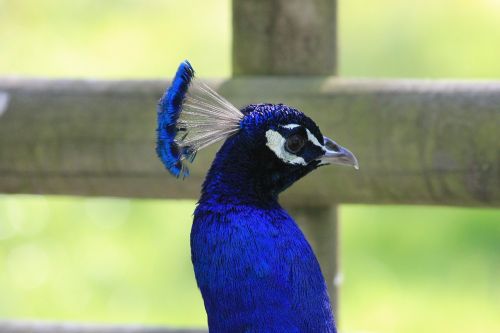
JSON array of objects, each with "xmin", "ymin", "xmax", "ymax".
[
  {"xmin": 0, "ymin": 78, "xmax": 498, "ymax": 207},
  {"xmin": 233, "ymin": 0, "xmax": 337, "ymax": 75},
  {"xmin": 0, "ymin": 321, "xmax": 206, "ymax": 333},
  {"xmin": 233, "ymin": 0, "xmax": 342, "ymax": 313}
]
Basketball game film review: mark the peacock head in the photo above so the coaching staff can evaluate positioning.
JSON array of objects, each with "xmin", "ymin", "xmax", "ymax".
[{"xmin": 157, "ymin": 61, "xmax": 358, "ymax": 197}]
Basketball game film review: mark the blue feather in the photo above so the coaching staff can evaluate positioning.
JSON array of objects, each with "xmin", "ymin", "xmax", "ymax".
[
  {"xmin": 156, "ymin": 60, "xmax": 195, "ymax": 178},
  {"xmin": 192, "ymin": 127, "xmax": 336, "ymax": 332},
  {"xmin": 155, "ymin": 62, "xmax": 359, "ymax": 333}
]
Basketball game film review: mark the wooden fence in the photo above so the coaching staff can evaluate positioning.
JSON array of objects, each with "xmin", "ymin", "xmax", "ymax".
[{"xmin": 0, "ymin": 0, "xmax": 499, "ymax": 332}]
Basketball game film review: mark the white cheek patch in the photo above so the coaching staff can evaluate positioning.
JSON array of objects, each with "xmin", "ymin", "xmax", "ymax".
[{"xmin": 265, "ymin": 129, "xmax": 307, "ymax": 165}]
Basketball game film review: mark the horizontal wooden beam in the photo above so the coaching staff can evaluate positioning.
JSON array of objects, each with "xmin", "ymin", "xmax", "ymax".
[
  {"xmin": 0, "ymin": 78, "xmax": 498, "ymax": 207},
  {"xmin": 0, "ymin": 321, "xmax": 206, "ymax": 333}
]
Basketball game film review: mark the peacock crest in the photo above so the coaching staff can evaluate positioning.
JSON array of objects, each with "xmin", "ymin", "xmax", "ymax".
[{"xmin": 156, "ymin": 61, "xmax": 244, "ymax": 178}]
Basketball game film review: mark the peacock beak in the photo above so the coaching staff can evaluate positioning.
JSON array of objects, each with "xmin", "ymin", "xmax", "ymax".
[{"xmin": 319, "ymin": 136, "xmax": 359, "ymax": 170}]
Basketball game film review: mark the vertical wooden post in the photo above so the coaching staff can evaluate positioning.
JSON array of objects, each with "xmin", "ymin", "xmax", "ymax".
[
  {"xmin": 232, "ymin": 0, "xmax": 340, "ymax": 318},
  {"xmin": 233, "ymin": 0, "xmax": 337, "ymax": 75}
]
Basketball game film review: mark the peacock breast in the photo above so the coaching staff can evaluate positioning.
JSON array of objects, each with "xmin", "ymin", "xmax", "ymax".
[{"xmin": 191, "ymin": 203, "xmax": 335, "ymax": 333}]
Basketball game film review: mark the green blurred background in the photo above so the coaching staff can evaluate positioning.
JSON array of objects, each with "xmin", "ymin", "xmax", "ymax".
[{"xmin": 0, "ymin": 1, "xmax": 499, "ymax": 333}]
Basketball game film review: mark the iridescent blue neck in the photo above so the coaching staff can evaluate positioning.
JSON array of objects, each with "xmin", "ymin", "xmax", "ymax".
[
  {"xmin": 199, "ymin": 133, "xmax": 317, "ymax": 207},
  {"xmin": 199, "ymin": 136, "xmax": 278, "ymax": 207}
]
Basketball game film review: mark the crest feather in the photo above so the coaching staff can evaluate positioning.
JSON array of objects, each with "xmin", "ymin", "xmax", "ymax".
[{"xmin": 156, "ymin": 60, "xmax": 243, "ymax": 178}]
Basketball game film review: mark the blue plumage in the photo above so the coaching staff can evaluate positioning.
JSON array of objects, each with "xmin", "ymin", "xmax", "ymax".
[
  {"xmin": 157, "ymin": 62, "xmax": 358, "ymax": 333},
  {"xmin": 156, "ymin": 60, "xmax": 195, "ymax": 178}
]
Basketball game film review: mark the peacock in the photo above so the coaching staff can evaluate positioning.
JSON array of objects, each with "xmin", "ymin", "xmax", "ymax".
[{"xmin": 156, "ymin": 61, "xmax": 358, "ymax": 333}]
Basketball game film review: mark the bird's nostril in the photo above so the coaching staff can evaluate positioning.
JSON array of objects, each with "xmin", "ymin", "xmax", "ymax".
[{"xmin": 326, "ymin": 141, "xmax": 340, "ymax": 152}]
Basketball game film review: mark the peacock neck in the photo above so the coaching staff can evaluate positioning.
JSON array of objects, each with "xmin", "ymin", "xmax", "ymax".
[
  {"xmin": 199, "ymin": 134, "xmax": 317, "ymax": 208},
  {"xmin": 199, "ymin": 154, "xmax": 279, "ymax": 208},
  {"xmin": 199, "ymin": 137, "xmax": 279, "ymax": 207}
]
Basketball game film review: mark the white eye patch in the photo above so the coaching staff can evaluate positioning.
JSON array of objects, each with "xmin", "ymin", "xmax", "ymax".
[
  {"xmin": 265, "ymin": 124, "xmax": 326, "ymax": 165},
  {"xmin": 265, "ymin": 129, "xmax": 307, "ymax": 165},
  {"xmin": 305, "ymin": 129, "xmax": 324, "ymax": 149}
]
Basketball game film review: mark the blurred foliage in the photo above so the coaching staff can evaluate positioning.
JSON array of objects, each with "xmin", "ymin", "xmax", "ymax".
[
  {"xmin": 2, "ymin": 0, "xmax": 500, "ymax": 78},
  {"xmin": 0, "ymin": 1, "xmax": 500, "ymax": 333},
  {"xmin": 340, "ymin": 0, "xmax": 500, "ymax": 78},
  {"xmin": 0, "ymin": 0, "xmax": 231, "ymax": 78},
  {"xmin": 0, "ymin": 197, "xmax": 205, "ymax": 326},
  {"xmin": 340, "ymin": 205, "xmax": 500, "ymax": 333},
  {"xmin": 0, "ymin": 197, "xmax": 499, "ymax": 333}
]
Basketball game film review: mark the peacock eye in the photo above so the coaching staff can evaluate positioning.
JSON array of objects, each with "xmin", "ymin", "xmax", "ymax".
[{"xmin": 285, "ymin": 133, "xmax": 306, "ymax": 154}]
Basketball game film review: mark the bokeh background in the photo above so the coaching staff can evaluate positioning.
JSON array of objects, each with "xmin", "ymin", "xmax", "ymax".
[{"xmin": 1, "ymin": 1, "xmax": 499, "ymax": 333}]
